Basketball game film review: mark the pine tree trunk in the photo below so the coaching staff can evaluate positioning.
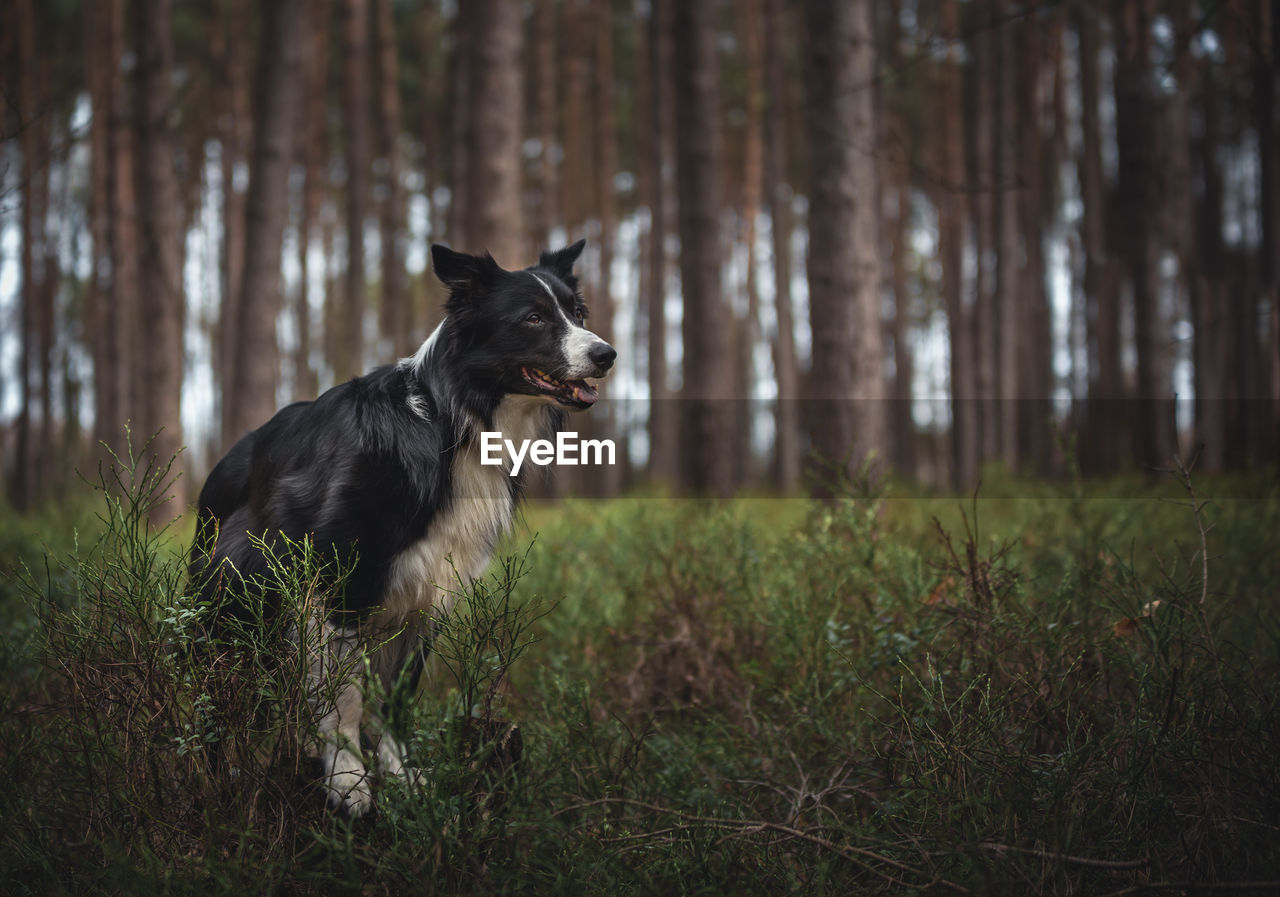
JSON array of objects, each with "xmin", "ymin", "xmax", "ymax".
[
  {"xmin": 994, "ymin": 0, "xmax": 1021, "ymax": 469},
  {"xmin": 591, "ymin": 0, "xmax": 621, "ymax": 495},
  {"xmin": 969, "ymin": 0, "xmax": 1000, "ymax": 465},
  {"xmin": 340, "ymin": 0, "xmax": 371, "ymax": 382},
  {"xmin": 14, "ymin": 0, "xmax": 39, "ymax": 510},
  {"xmin": 673, "ymin": 0, "xmax": 734, "ymax": 496},
  {"xmin": 939, "ymin": 0, "xmax": 976, "ymax": 487},
  {"xmin": 132, "ymin": 0, "xmax": 186, "ymax": 519},
  {"xmin": 1076, "ymin": 0, "xmax": 1123, "ymax": 473},
  {"xmin": 216, "ymin": 0, "xmax": 251, "ymax": 448},
  {"xmin": 735, "ymin": 0, "xmax": 766, "ymax": 487},
  {"xmin": 1113, "ymin": 0, "xmax": 1172, "ymax": 471},
  {"xmin": 228, "ymin": 0, "xmax": 304, "ymax": 438},
  {"xmin": 560, "ymin": 0, "xmax": 592, "ymax": 238},
  {"xmin": 534, "ymin": 0, "xmax": 559, "ymax": 246},
  {"xmin": 1192, "ymin": 52, "xmax": 1226, "ymax": 472},
  {"xmin": 295, "ymin": 0, "xmax": 328, "ymax": 400},
  {"xmin": 804, "ymin": 0, "xmax": 887, "ymax": 487},
  {"xmin": 374, "ymin": 0, "xmax": 409, "ymax": 358},
  {"xmin": 645, "ymin": 0, "xmax": 676, "ymax": 484},
  {"xmin": 462, "ymin": 0, "xmax": 525, "ymax": 267},
  {"xmin": 764, "ymin": 0, "xmax": 800, "ymax": 492}
]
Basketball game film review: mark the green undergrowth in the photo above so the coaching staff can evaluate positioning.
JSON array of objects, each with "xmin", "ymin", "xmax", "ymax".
[{"xmin": 1, "ymin": 456, "xmax": 1278, "ymax": 895}]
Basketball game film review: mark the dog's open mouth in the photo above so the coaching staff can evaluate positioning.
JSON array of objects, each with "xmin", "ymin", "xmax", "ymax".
[{"xmin": 522, "ymin": 367, "xmax": 599, "ymax": 407}]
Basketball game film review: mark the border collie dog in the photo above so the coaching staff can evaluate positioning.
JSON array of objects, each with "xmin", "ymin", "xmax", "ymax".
[{"xmin": 190, "ymin": 240, "xmax": 613, "ymax": 816}]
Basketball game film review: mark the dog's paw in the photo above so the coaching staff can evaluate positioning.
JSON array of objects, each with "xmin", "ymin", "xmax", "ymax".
[{"xmin": 324, "ymin": 750, "xmax": 374, "ymax": 817}]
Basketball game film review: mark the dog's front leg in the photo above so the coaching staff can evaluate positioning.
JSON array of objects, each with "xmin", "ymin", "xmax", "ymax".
[
  {"xmin": 316, "ymin": 677, "xmax": 373, "ymax": 816},
  {"xmin": 309, "ymin": 623, "xmax": 374, "ymax": 817}
]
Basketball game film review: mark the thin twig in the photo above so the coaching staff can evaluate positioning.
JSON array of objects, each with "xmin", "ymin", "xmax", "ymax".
[
  {"xmin": 979, "ymin": 841, "xmax": 1149, "ymax": 870},
  {"xmin": 1098, "ymin": 881, "xmax": 1280, "ymax": 897},
  {"xmin": 557, "ymin": 797, "xmax": 971, "ymax": 894}
]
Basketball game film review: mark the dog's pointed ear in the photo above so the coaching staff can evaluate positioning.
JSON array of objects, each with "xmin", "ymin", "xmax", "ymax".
[
  {"xmin": 431, "ymin": 244, "xmax": 502, "ymax": 293},
  {"xmin": 538, "ymin": 239, "xmax": 586, "ymax": 281}
]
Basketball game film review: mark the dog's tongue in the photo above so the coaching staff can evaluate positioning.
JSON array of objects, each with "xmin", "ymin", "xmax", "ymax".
[{"xmin": 570, "ymin": 381, "xmax": 599, "ymax": 405}]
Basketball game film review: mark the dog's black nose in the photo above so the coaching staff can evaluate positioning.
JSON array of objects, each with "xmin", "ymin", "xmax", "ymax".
[{"xmin": 590, "ymin": 342, "xmax": 617, "ymax": 371}]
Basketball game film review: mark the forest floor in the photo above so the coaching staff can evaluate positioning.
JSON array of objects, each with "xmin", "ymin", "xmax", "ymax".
[{"xmin": 1, "ymin": 458, "xmax": 1278, "ymax": 896}]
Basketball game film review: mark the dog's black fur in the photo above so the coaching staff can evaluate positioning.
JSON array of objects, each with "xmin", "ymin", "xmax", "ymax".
[{"xmin": 189, "ymin": 241, "xmax": 613, "ymax": 815}]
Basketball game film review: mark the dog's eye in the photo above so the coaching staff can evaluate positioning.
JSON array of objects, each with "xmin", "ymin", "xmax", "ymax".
[
  {"xmin": 573, "ymin": 307, "xmax": 587, "ymax": 322},
  {"xmin": 525, "ymin": 312, "xmax": 543, "ymax": 325}
]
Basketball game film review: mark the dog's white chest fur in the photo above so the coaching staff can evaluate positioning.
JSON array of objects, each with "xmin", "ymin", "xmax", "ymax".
[{"xmin": 382, "ymin": 396, "xmax": 548, "ymax": 624}]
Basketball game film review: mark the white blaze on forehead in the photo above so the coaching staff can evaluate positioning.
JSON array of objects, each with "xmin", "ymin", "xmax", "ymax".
[
  {"xmin": 529, "ymin": 272, "xmax": 559, "ymax": 303},
  {"xmin": 529, "ymin": 270, "xmax": 611, "ymax": 376}
]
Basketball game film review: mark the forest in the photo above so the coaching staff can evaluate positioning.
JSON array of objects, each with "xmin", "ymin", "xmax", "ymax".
[
  {"xmin": 1, "ymin": 1, "xmax": 1279, "ymax": 895},
  {"xmin": 1, "ymin": 0, "xmax": 1275, "ymax": 509}
]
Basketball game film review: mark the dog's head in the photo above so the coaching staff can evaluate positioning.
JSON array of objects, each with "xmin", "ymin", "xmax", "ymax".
[{"xmin": 429, "ymin": 240, "xmax": 616, "ymax": 409}]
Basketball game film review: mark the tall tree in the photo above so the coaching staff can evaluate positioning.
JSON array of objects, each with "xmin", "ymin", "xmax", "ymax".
[
  {"xmin": 561, "ymin": 0, "xmax": 592, "ymax": 239},
  {"xmin": 1076, "ymin": 0, "xmax": 1124, "ymax": 473},
  {"xmin": 591, "ymin": 0, "xmax": 621, "ymax": 495},
  {"xmin": 1254, "ymin": 0, "xmax": 1280, "ymax": 462},
  {"xmin": 294, "ymin": 0, "xmax": 328, "ymax": 400},
  {"xmin": 533, "ymin": 0, "xmax": 559, "ymax": 247},
  {"xmin": 374, "ymin": 0, "xmax": 409, "ymax": 357},
  {"xmin": 13, "ymin": 0, "xmax": 40, "ymax": 510},
  {"xmin": 938, "ymin": 0, "xmax": 977, "ymax": 487},
  {"xmin": 1113, "ymin": 0, "xmax": 1172, "ymax": 470},
  {"xmin": 643, "ymin": 0, "xmax": 676, "ymax": 483},
  {"xmin": 994, "ymin": 0, "xmax": 1022, "ymax": 468},
  {"xmin": 132, "ymin": 0, "xmax": 186, "ymax": 517},
  {"xmin": 339, "ymin": 0, "xmax": 371, "ymax": 383},
  {"xmin": 107, "ymin": 0, "xmax": 139, "ymax": 445},
  {"xmin": 227, "ymin": 0, "xmax": 304, "ymax": 439},
  {"xmin": 764, "ymin": 0, "xmax": 800, "ymax": 491},
  {"xmin": 461, "ymin": 0, "xmax": 525, "ymax": 266},
  {"xmin": 804, "ymin": 0, "xmax": 887, "ymax": 484},
  {"xmin": 734, "ymin": 0, "xmax": 766, "ymax": 486},
  {"xmin": 673, "ymin": 0, "xmax": 735, "ymax": 496},
  {"xmin": 969, "ymin": 0, "xmax": 1000, "ymax": 463},
  {"xmin": 215, "ymin": 0, "xmax": 251, "ymax": 449}
]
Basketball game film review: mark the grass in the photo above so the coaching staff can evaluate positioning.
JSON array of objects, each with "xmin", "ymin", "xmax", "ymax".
[{"xmin": 1, "ymin": 450, "xmax": 1278, "ymax": 895}]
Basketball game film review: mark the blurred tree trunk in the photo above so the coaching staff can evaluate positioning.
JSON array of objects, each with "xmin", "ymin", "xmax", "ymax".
[
  {"xmin": 132, "ymin": 0, "xmax": 186, "ymax": 518},
  {"xmin": 1017, "ymin": 16, "xmax": 1055, "ymax": 474},
  {"xmin": 228, "ymin": 0, "xmax": 304, "ymax": 439},
  {"xmin": 969, "ymin": 0, "xmax": 999, "ymax": 466},
  {"xmin": 764, "ymin": 0, "xmax": 800, "ymax": 492},
  {"xmin": 87, "ymin": 0, "xmax": 113, "ymax": 456},
  {"xmin": 216, "ymin": 0, "xmax": 251, "ymax": 449},
  {"xmin": 592, "ymin": 0, "xmax": 621, "ymax": 495},
  {"xmin": 939, "ymin": 0, "xmax": 976, "ymax": 488},
  {"xmin": 462, "ymin": 0, "xmax": 525, "ymax": 267},
  {"xmin": 673, "ymin": 0, "xmax": 734, "ymax": 496},
  {"xmin": 994, "ymin": 0, "xmax": 1021, "ymax": 469},
  {"xmin": 1076, "ymin": 0, "xmax": 1123, "ymax": 473},
  {"xmin": 294, "ymin": 0, "xmax": 328, "ymax": 399},
  {"xmin": 339, "ymin": 0, "xmax": 371, "ymax": 383},
  {"xmin": 1255, "ymin": 1, "xmax": 1280, "ymax": 463},
  {"xmin": 108, "ymin": 0, "xmax": 139, "ymax": 444},
  {"xmin": 561, "ymin": 0, "xmax": 591, "ymax": 239},
  {"xmin": 444, "ymin": 7, "xmax": 470, "ymax": 247},
  {"xmin": 734, "ymin": 0, "xmax": 765, "ymax": 487},
  {"xmin": 374, "ymin": 0, "xmax": 409, "ymax": 358},
  {"xmin": 534, "ymin": 0, "xmax": 559, "ymax": 247},
  {"xmin": 804, "ymin": 0, "xmax": 886, "ymax": 487},
  {"xmin": 1191, "ymin": 50, "xmax": 1226, "ymax": 472},
  {"xmin": 13, "ymin": 0, "xmax": 39, "ymax": 510},
  {"xmin": 644, "ymin": 0, "xmax": 676, "ymax": 484},
  {"xmin": 36, "ymin": 114, "xmax": 58, "ymax": 500},
  {"xmin": 1113, "ymin": 0, "xmax": 1172, "ymax": 471}
]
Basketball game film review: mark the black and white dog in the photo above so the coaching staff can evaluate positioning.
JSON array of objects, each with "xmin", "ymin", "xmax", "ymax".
[{"xmin": 190, "ymin": 241, "xmax": 613, "ymax": 815}]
